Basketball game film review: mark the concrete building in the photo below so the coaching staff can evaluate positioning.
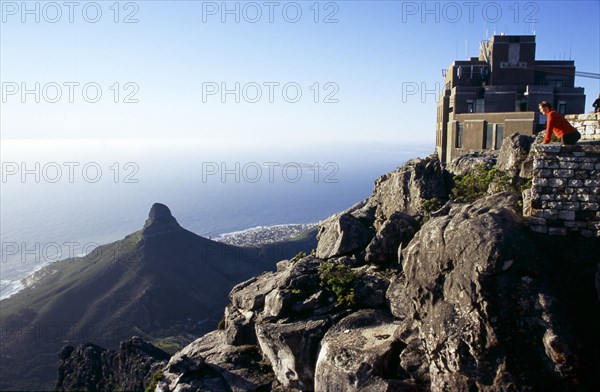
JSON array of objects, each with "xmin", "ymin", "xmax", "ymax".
[{"xmin": 436, "ymin": 35, "xmax": 586, "ymax": 163}]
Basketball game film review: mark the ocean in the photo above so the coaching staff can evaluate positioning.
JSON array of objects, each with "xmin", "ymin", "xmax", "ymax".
[{"xmin": 0, "ymin": 139, "xmax": 432, "ymax": 299}]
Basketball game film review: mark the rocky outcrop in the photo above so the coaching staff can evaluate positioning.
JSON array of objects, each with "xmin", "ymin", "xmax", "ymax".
[
  {"xmin": 496, "ymin": 132, "xmax": 534, "ymax": 175},
  {"xmin": 316, "ymin": 202, "xmax": 376, "ymax": 259},
  {"xmin": 314, "ymin": 310, "xmax": 412, "ymax": 391},
  {"xmin": 256, "ymin": 318, "xmax": 331, "ymax": 390},
  {"xmin": 394, "ymin": 193, "xmax": 581, "ymax": 390},
  {"xmin": 55, "ymin": 337, "xmax": 169, "ymax": 392},
  {"xmin": 364, "ymin": 212, "xmax": 419, "ymax": 266},
  {"xmin": 368, "ymin": 155, "xmax": 447, "ymax": 224},
  {"xmin": 158, "ymin": 331, "xmax": 276, "ymax": 391},
  {"xmin": 445, "ymin": 150, "xmax": 497, "ymax": 176}
]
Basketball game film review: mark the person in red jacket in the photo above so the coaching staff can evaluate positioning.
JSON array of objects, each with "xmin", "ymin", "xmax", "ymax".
[{"xmin": 538, "ymin": 101, "xmax": 581, "ymax": 144}]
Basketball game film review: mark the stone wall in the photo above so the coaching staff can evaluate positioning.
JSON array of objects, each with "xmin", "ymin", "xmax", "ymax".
[
  {"xmin": 526, "ymin": 143, "xmax": 600, "ymax": 237},
  {"xmin": 565, "ymin": 113, "xmax": 600, "ymax": 141}
]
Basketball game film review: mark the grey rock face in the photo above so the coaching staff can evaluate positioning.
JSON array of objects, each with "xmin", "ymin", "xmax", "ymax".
[
  {"xmin": 55, "ymin": 337, "xmax": 169, "ymax": 392},
  {"xmin": 158, "ymin": 331, "xmax": 275, "ymax": 392},
  {"xmin": 224, "ymin": 256, "xmax": 326, "ymax": 348},
  {"xmin": 369, "ymin": 155, "xmax": 447, "ymax": 223},
  {"xmin": 314, "ymin": 310, "xmax": 405, "ymax": 392},
  {"xmin": 364, "ymin": 212, "xmax": 419, "ymax": 266},
  {"xmin": 353, "ymin": 268, "xmax": 391, "ymax": 309},
  {"xmin": 255, "ymin": 318, "xmax": 331, "ymax": 390},
  {"xmin": 316, "ymin": 202, "xmax": 376, "ymax": 259},
  {"xmin": 444, "ymin": 151, "xmax": 497, "ymax": 176},
  {"xmin": 394, "ymin": 193, "xmax": 580, "ymax": 391},
  {"xmin": 496, "ymin": 132, "xmax": 534, "ymax": 175}
]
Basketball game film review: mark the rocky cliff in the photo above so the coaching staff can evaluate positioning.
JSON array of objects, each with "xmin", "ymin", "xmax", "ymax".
[{"xmin": 57, "ymin": 137, "xmax": 600, "ymax": 391}]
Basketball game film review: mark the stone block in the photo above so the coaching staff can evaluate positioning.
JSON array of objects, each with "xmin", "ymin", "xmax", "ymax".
[
  {"xmin": 549, "ymin": 178, "xmax": 566, "ymax": 187},
  {"xmin": 542, "ymin": 209, "xmax": 558, "ymax": 220},
  {"xmin": 555, "ymin": 194, "xmax": 576, "ymax": 202},
  {"xmin": 584, "ymin": 179, "xmax": 600, "ymax": 187},
  {"xmin": 533, "ymin": 159, "xmax": 545, "ymax": 169},
  {"xmin": 548, "ymin": 227, "xmax": 567, "ymax": 236},
  {"xmin": 576, "ymin": 194, "xmax": 592, "ymax": 202},
  {"xmin": 581, "ymin": 203, "xmax": 599, "ymax": 211},
  {"xmin": 558, "ymin": 162, "xmax": 578, "ymax": 169},
  {"xmin": 564, "ymin": 221, "xmax": 587, "ymax": 228},
  {"xmin": 558, "ymin": 210, "xmax": 575, "ymax": 221},
  {"xmin": 533, "ymin": 177, "xmax": 548, "ymax": 186},
  {"xmin": 529, "ymin": 217, "xmax": 546, "ymax": 226},
  {"xmin": 574, "ymin": 171, "xmax": 590, "ymax": 180},
  {"xmin": 569, "ymin": 179, "xmax": 584, "ymax": 187},
  {"xmin": 580, "ymin": 163, "xmax": 595, "ymax": 170},
  {"xmin": 553, "ymin": 169, "xmax": 574, "ymax": 178},
  {"xmin": 578, "ymin": 113, "xmax": 600, "ymax": 121},
  {"xmin": 530, "ymin": 225, "xmax": 548, "ymax": 234},
  {"xmin": 563, "ymin": 202, "xmax": 580, "ymax": 210},
  {"xmin": 535, "ymin": 144, "xmax": 562, "ymax": 154}
]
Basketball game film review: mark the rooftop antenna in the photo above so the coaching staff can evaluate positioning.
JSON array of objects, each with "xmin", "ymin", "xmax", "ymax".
[
  {"xmin": 465, "ymin": 40, "xmax": 468, "ymax": 58},
  {"xmin": 569, "ymin": 36, "xmax": 572, "ymax": 60}
]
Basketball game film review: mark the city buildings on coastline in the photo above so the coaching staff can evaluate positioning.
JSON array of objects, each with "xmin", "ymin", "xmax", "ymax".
[{"xmin": 215, "ymin": 223, "xmax": 317, "ymax": 247}]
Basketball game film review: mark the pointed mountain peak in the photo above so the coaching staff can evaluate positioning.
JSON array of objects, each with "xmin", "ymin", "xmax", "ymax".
[{"xmin": 142, "ymin": 203, "xmax": 182, "ymax": 240}]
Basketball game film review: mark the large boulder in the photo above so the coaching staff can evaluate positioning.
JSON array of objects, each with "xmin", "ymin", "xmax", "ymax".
[
  {"xmin": 316, "ymin": 202, "xmax": 376, "ymax": 259},
  {"xmin": 314, "ymin": 310, "xmax": 410, "ymax": 391},
  {"xmin": 353, "ymin": 267, "xmax": 391, "ymax": 309},
  {"xmin": 368, "ymin": 155, "xmax": 447, "ymax": 224},
  {"xmin": 158, "ymin": 331, "xmax": 275, "ymax": 391},
  {"xmin": 364, "ymin": 212, "xmax": 419, "ymax": 266},
  {"xmin": 444, "ymin": 151, "xmax": 497, "ymax": 176},
  {"xmin": 224, "ymin": 272, "xmax": 289, "ymax": 346},
  {"xmin": 224, "ymin": 256, "xmax": 328, "ymax": 346},
  {"xmin": 496, "ymin": 132, "xmax": 534, "ymax": 175},
  {"xmin": 389, "ymin": 193, "xmax": 581, "ymax": 391},
  {"xmin": 255, "ymin": 318, "xmax": 331, "ymax": 390}
]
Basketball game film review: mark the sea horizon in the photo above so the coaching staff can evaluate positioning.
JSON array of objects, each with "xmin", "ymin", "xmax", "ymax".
[{"xmin": 1, "ymin": 138, "xmax": 434, "ymax": 300}]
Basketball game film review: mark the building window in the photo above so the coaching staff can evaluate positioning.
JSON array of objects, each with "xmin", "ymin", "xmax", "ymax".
[
  {"xmin": 476, "ymin": 99, "xmax": 485, "ymax": 113},
  {"xmin": 467, "ymin": 100, "xmax": 474, "ymax": 113},
  {"xmin": 558, "ymin": 100, "xmax": 567, "ymax": 114},
  {"xmin": 485, "ymin": 124, "xmax": 494, "ymax": 149},
  {"xmin": 495, "ymin": 124, "xmax": 505, "ymax": 149},
  {"xmin": 456, "ymin": 123, "xmax": 464, "ymax": 148}
]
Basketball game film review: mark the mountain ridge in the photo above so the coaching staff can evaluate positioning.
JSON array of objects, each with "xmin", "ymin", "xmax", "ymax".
[{"xmin": 0, "ymin": 203, "xmax": 317, "ymax": 391}]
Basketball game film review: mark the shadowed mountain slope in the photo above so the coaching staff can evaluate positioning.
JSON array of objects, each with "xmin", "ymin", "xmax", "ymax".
[{"xmin": 0, "ymin": 203, "xmax": 316, "ymax": 391}]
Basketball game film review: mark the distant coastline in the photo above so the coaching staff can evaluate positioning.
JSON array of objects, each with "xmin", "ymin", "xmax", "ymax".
[
  {"xmin": 214, "ymin": 223, "xmax": 318, "ymax": 247},
  {"xmin": 0, "ymin": 223, "xmax": 319, "ymax": 301}
]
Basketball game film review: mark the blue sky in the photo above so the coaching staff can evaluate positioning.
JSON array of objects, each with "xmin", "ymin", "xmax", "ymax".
[{"xmin": 1, "ymin": 0, "xmax": 599, "ymax": 145}]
